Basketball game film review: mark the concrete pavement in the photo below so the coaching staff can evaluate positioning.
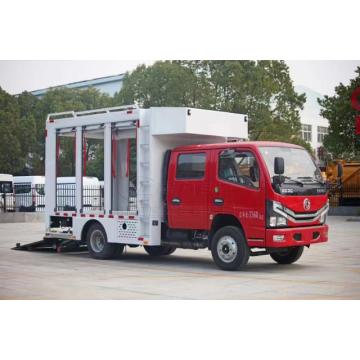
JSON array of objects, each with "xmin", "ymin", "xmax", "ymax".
[{"xmin": 0, "ymin": 217, "xmax": 359, "ymax": 299}]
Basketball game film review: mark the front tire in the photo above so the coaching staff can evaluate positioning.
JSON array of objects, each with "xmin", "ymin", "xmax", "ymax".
[
  {"xmin": 270, "ymin": 246, "xmax": 304, "ymax": 264},
  {"xmin": 211, "ymin": 226, "xmax": 250, "ymax": 271},
  {"xmin": 86, "ymin": 222, "xmax": 124, "ymax": 259}
]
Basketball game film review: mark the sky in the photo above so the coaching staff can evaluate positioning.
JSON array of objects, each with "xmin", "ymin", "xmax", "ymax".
[{"xmin": 0, "ymin": 60, "xmax": 359, "ymax": 96}]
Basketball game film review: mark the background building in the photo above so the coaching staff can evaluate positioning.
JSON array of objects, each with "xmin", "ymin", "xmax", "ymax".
[
  {"xmin": 295, "ymin": 85, "xmax": 329, "ymax": 153},
  {"xmin": 31, "ymin": 74, "xmax": 124, "ymax": 98},
  {"xmin": 30, "ymin": 75, "xmax": 328, "ymax": 153}
]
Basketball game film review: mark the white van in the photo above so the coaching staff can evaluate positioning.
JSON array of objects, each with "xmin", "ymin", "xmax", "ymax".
[
  {"xmin": 56, "ymin": 177, "xmax": 101, "ymax": 211},
  {"xmin": 14, "ymin": 176, "xmax": 45, "ymax": 212},
  {"xmin": 0, "ymin": 174, "xmax": 15, "ymax": 212},
  {"xmin": 14, "ymin": 176, "xmax": 101, "ymax": 212}
]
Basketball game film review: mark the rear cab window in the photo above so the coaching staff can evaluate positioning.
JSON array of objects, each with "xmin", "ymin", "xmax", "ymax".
[{"xmin": 176, "ymin": 153, "xmax": 206, "ymax": 179}]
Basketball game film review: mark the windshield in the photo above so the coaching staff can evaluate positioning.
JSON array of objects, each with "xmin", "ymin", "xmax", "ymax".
[
  {"xmin": 0, "ymin": 181, "xmax": 13, "ymax": 193},
  {"xmin": 259, "ymin": 146, "xmax": 322, "ymax": 182}
]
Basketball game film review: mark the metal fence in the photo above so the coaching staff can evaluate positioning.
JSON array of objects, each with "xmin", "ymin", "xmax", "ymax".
[
  {"xmin": 1, "ymin": 183, "xmax": 45, "ymax": 212},
  {"xmin": 55, "ymin": 184, "xmax": 103, "ymax": 211},
  {"xmin": 1, "ymin": 185, "xmax": 137, "ymax": 212}
]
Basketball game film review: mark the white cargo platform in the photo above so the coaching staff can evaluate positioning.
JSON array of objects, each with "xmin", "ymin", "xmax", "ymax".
[{"xmin": 45, "ymin": 106, "xmax": 248, "ymax": 246}]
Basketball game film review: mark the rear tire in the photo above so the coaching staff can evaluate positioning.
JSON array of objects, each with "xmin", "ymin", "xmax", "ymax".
[
  {"xmin": 211, "ymin": 226, "xmax": 250, "ymax": 271},
  {"xmin": 270, "ymin": 246, "xmax": 304, "ymax": 264},
  {"xmin": 87, "ymin": 222, "xmax": 124, "ymax": 259},
  {"xmin": 144, "ymin": 245, "xmax": 176, "ymax": 256},
  {"xmin": 164, "ymin": 247, "xmax": 176, "ymax": 255}
]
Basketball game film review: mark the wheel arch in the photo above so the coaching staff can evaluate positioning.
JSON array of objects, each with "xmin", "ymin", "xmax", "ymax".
[
  {"xmin": 209, "ymin": 214, "xmax": 246, "ymax": 249},
  {"xmin": 81, "ymin": 219, "xmax": 104, "ymax": 243}
]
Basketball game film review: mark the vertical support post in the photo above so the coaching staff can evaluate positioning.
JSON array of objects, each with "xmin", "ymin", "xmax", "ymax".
[
  {"xmin": 45, "ymin": 126, "xmax": 56, "ymax": 228},
  {"xmin": 104, "ymin": 123, "xmax": 112, "ymax": 214},
  {"xmin": 75, "ymin": 126, "xmax": 83, "ymax": 213}
]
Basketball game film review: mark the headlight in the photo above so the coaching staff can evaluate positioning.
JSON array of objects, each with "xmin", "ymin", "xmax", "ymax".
[
  {"xmin": 267, "ymin": 200, "xmax": 288, "ymax": 228},
  {"xmin": 320, "ymin": 212, "xmax": 327, "ymax": 224},
  {"xmin": 320, "ymin": 200, "xmax": 329, "ymax": 224}
]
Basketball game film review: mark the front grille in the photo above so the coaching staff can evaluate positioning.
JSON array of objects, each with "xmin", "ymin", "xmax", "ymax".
[{"xmin": 273, "ymin": 202, "xmax": 329, "ymax": 224}]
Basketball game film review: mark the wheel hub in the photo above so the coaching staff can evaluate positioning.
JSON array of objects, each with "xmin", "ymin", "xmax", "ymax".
[
  {"xmin": 90, "ymin": 229, "xmax": 105, "ymax": 253},
  {"xmin": 217, "ymin": 236, "xmax": 238, "ymax": 263}
]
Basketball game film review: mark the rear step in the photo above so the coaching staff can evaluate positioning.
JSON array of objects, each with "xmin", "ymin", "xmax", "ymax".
[{"xmin": 12, "ymin": 238, "xmax": 87, "ymax": 253}]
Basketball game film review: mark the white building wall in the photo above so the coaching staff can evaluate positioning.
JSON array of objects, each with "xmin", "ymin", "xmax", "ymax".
[{"xmin": 296, "ymin": 85, "xmax": 329, "ymax": 152}]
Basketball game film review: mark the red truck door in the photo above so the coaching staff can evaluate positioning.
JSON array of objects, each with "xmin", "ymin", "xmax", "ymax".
[
  {"xmin": 210, "ymin": 148, "xmax": 266, "ymax": 243},
  {"xmin": 167, "ymin": 151, "xmax": 210, "ymax": 229}
]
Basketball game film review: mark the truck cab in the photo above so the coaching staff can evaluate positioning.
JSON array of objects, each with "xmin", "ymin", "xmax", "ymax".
[{"xmin": 164, "ymin": 141, "xmax": 328, "ymax": 270}]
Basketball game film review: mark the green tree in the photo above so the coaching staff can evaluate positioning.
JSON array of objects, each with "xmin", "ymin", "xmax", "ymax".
[
  {"xmin": 16, "ymin": 92, "xmax": 41, "ymax": 174},
  {"xmin": 115, "ymin": 60, "xmax": 308, "ymax": 149},
  {"xmin": 0, "ymin": 87, "xmax": 24, "ymax": 174},
  {"xmin": 179, "ymin": 61, "xmax": 307, "ymax": 147},
  {"xmin": 115, "ymin": 61, "xmax": 207, "ymax": 108},
  {"xmin": 319, "ymin": 67, "xmax": 360, "ymax": 159}
]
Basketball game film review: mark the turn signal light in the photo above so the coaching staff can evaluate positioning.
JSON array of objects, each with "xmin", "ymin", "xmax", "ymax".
[{"xmin": 273, "ymin": 235, "xmax": 285, "ymax": 242}]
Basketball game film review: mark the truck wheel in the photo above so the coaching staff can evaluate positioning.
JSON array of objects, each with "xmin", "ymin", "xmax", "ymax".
[
  {"xmin": 86, "ymin": 222, "xmax": 124, "ymax": 259},
  {"xmin": 144, "ymin": 245, "xmax": 176, "ymax": 256},
  {"xmin": 211, "ymin": 226, "xmax": 250, "ymax": 271},
  {"xmin": 164, "ymin": 247, "xmax": 176, "ymax": 255},
  {"xmin": 270, "ymin": 246, "xmax": 304, "ymax": 264}
]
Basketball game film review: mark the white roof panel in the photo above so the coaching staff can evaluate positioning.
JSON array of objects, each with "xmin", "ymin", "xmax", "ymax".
[{"xmin": 149, "ymin": 107, "xmax": 248, "ymax": 140}]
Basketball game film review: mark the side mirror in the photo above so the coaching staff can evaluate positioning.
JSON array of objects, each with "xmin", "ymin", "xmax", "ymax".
[
  {"xmin": 274, "ymin": 157, "xmax": 284, "ymax": 175},
  {"xmin": 337, "ymin": 163, "xmax": 343, "ymax": 178}
]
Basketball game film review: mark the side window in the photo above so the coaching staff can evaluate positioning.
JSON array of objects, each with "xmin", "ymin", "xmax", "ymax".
[
  {"xmin": 0, "ymin": 182, "xmax": 13, "ymax": 193},
  {"xmin": 14, "ymin": 183, "xmax": 31, "ymax": 194},
  {"xmin": 35, "ymin": 184, "xmax": 45, "ymax": 195},
  {"xmin": 176, "ymin": 153, "xmax": 206, "ymax": 179},
  {"xmin": 219, "ymin": 150, "xmax": 260, "ymax": 188}
]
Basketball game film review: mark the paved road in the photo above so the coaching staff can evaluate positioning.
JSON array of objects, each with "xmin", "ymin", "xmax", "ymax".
[{"xmin": 0, "ymin": 217, "xmax": 359, "ymax": 299}]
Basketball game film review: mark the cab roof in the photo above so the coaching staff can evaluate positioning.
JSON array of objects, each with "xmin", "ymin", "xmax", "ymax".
[{"xmin": 173, "ymin": 141, "xmax": 304, "ymax": 152}]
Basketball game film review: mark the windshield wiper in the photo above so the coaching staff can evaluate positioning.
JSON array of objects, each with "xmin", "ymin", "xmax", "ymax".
[
  {"xmin": 296, "ymin": 176, "xmax": 325, "ymax": 185},
  {"xmin": 282, "ymin": 176, "xmax": 304, "ymax": 186}
]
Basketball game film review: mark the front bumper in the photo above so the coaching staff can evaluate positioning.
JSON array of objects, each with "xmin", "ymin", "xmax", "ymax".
[{"xmin": 266, "ymin": 224, "xmax": 328, "ymax": 248}]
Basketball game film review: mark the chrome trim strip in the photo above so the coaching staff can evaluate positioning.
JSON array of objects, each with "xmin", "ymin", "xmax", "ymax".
[{"xmin": 273, "ymin": 202, "xmax": 329, "ymax": 224}]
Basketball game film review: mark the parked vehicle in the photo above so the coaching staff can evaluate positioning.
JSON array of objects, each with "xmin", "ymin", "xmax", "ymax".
[
  {"xmin": 324, "ymin": 160, "xmax": 360, "ymax": 206},
  {"xmin": 14, "ymin": 175, "xmax": 101, "ymax": 212},
  {"xmin": 14, "ymin": 176, "xmax": 45, "ymax": 212},
  {"xmin": 56, "ymin": 177, "xmax": 101, "ymax": 211},
  {"xmin": 0, "ymin": 174, "xmax": 15, "ymax": 212},
  {"xmin": 25, "ymin": 106, "xmax": 329, "ymax": 270}
]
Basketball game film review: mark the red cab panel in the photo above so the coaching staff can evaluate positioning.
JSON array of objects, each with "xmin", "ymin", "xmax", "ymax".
[
  {"xmin": 209, "ymin": 148, "xmax": 266, "ymax": 243},
  {"xmin": 167, "ymin": 151, "xmax": 210, "ymax": 229}
]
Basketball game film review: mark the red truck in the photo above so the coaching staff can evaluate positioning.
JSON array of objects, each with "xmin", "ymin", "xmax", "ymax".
[
  {"xmin": 30, "ymin": 106, "xmax": 329, "ymax": 271},
  {"xmin": 162, "ymin": 141, "xmax": 329, "ymax": 270}
]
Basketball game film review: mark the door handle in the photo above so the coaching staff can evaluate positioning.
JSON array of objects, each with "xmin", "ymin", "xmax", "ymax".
[
  {"xmin": 213, "ymin": 198, "xmax": 224, "ymax": 206},
  {"xmin": 171, "ymin": 198, "xmax": 181, "ymax": 205}
]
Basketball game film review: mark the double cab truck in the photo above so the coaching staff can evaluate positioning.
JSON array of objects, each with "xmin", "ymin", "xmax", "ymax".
[{"xmin": 38, "ymin": 105, "xmax": 328, "ymax": 270}]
